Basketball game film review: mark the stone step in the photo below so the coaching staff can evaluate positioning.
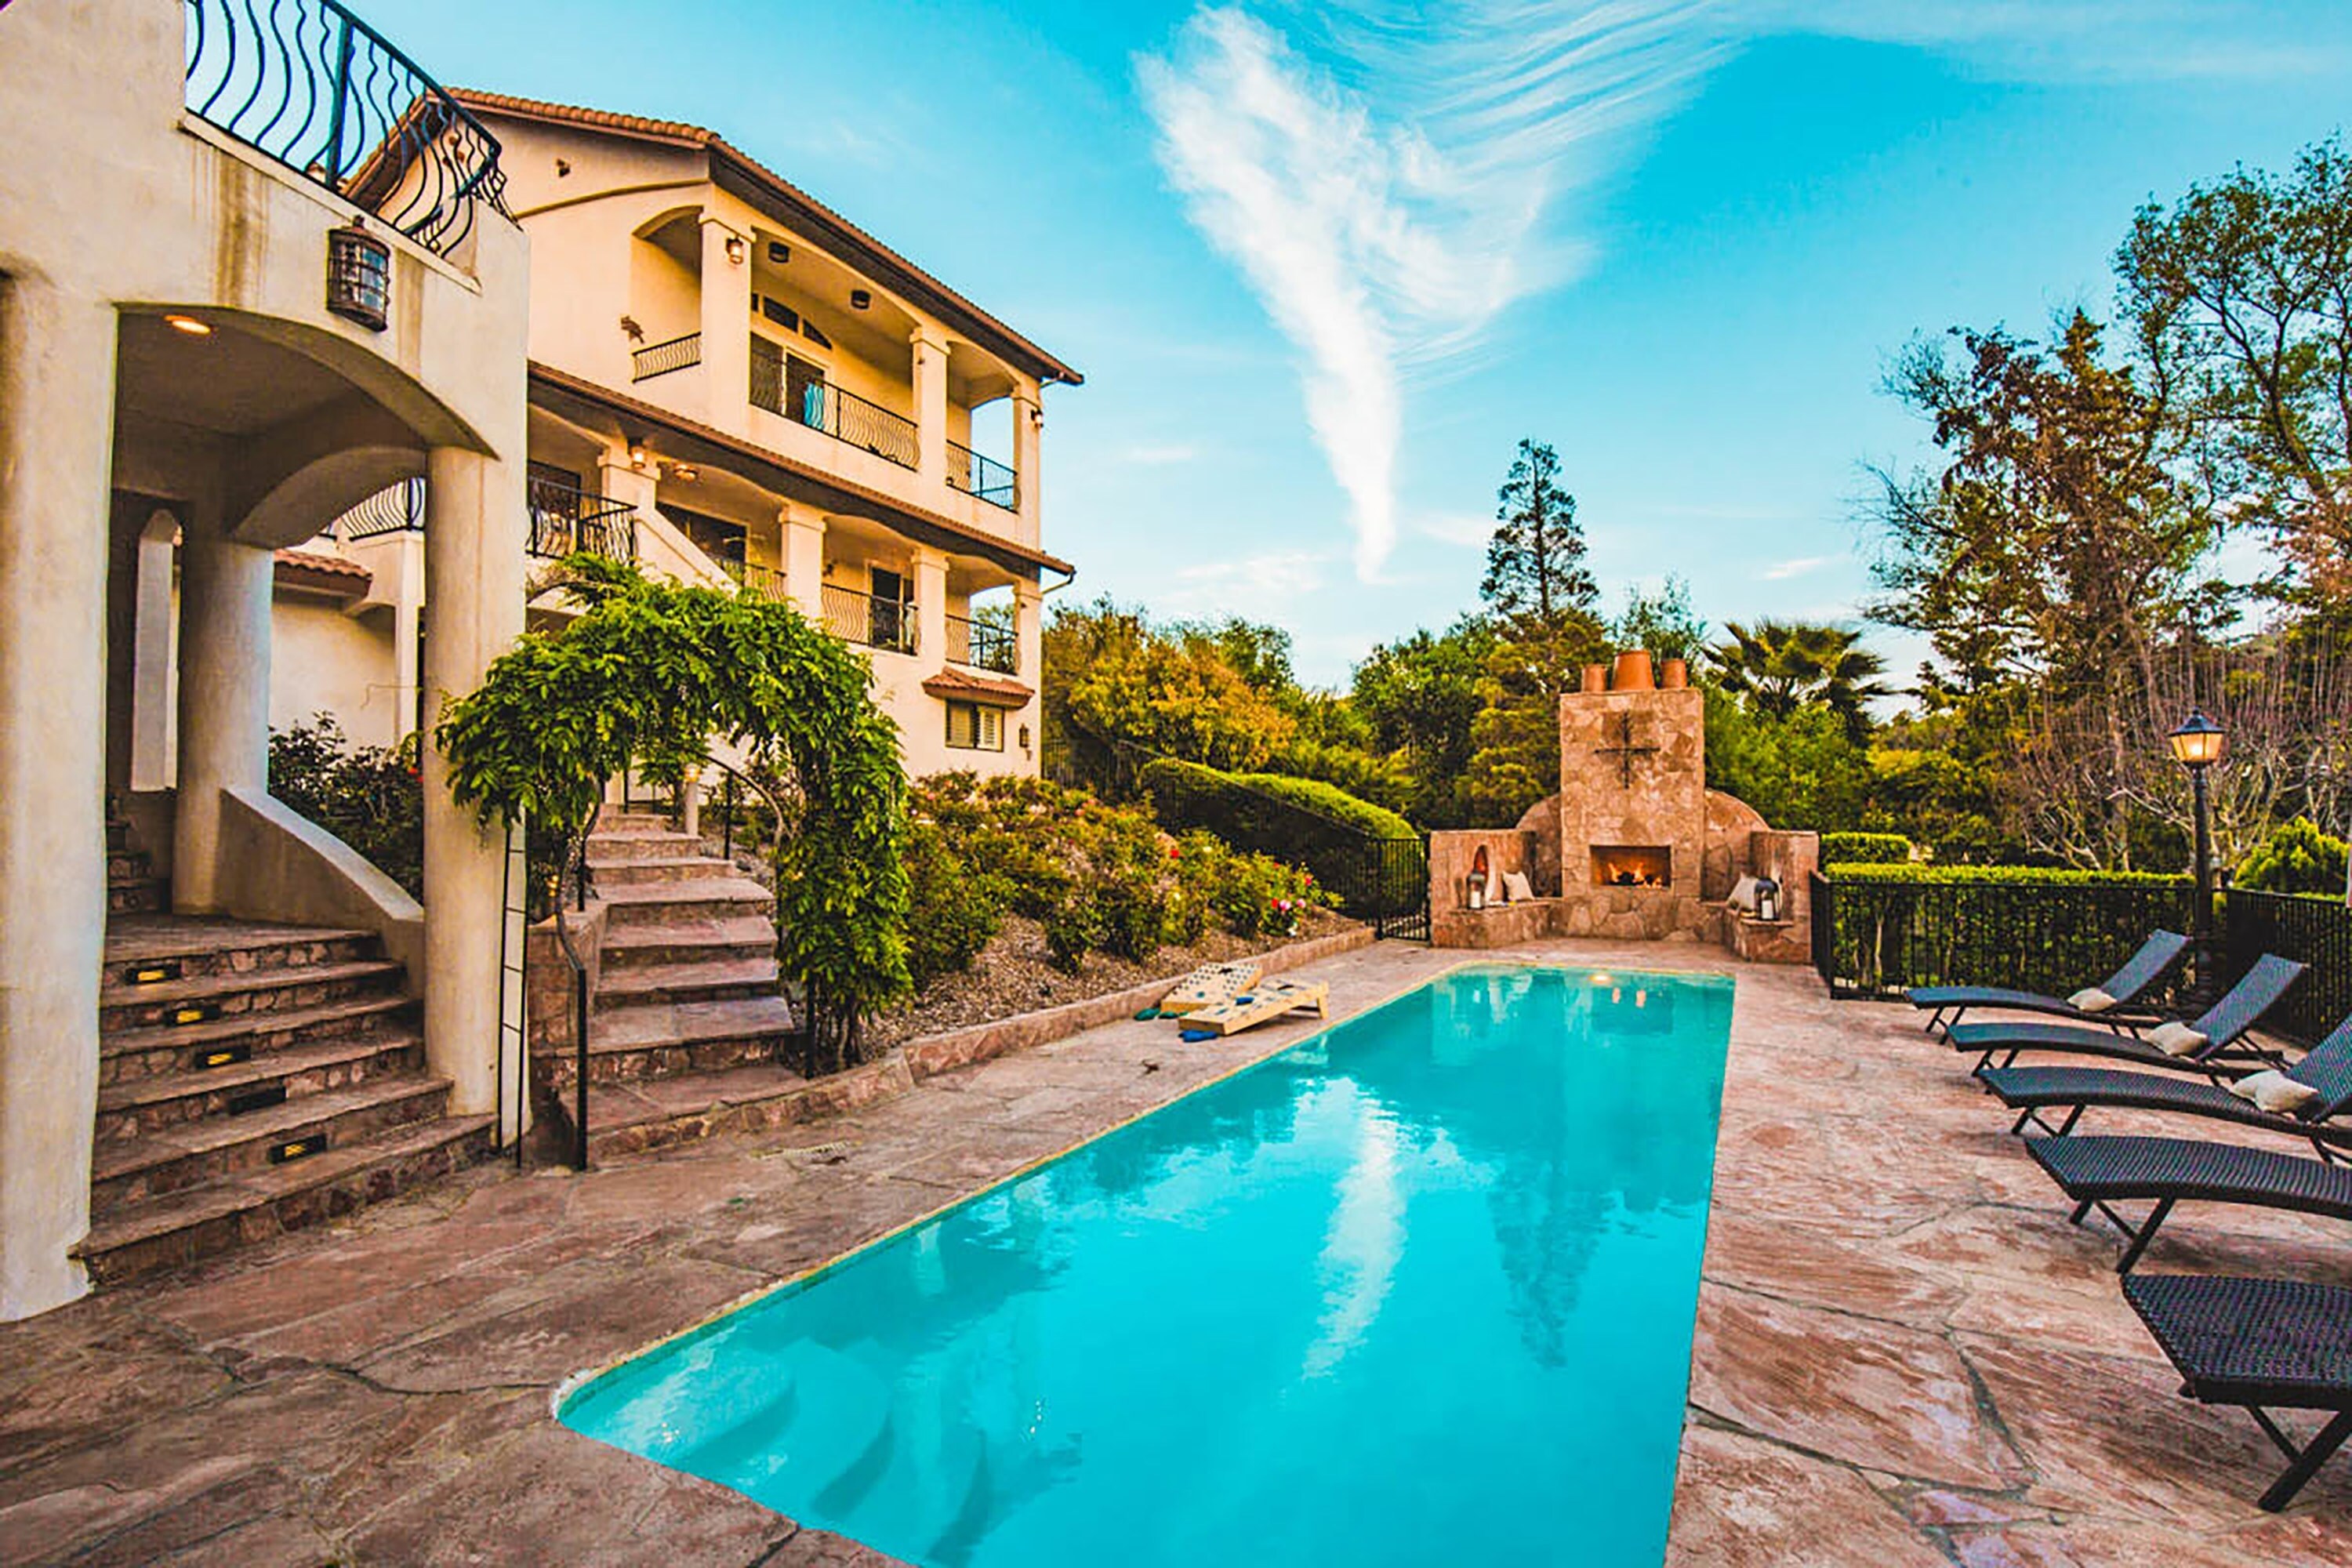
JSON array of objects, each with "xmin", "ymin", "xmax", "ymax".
[
  {"xmin": 585, "ymin": 854, "xmax": 743, "ymax": 887},
  {"xmin": 108, "ymin": 879, "xmax": 169, "ymax": 916},
  {"xmin": 536, "ymin": 995, "xmax": 797, "ymax": 1090},
  {"xmin": 107, "ymin": 850, "xmax": 152, "ymax": 884},
  {"xmin": 597, "ymin": 877, "xmax": 773, "ymax": 930},
  {"xmin": 598, "ymin": 914, "xmax": 778, "ymax": 971},
  {"xmin": 76, "ymin": 1113, "xmax": 497, "ymax": 1286},
  {"xmin": 597, "ymin": 811, "xmax": 677, "ymax": 834},
  {"xmin": 583, "ymin": 833, "xmax": 702, "ymax": 864},
  {"xmin": 103, "ymin": 919, "xmax": 379, "ymax": 984},
  {"xmin": 100, "ymin": 992, "xmax": 416, "ymax": 1086},
  {"xmin": 595, "ymin": 954, "xmax": 780, "ymax": 1007},
  {"xmin": 99, "ymin": 957, "xmax": 405, "ymax": 1032},
  {"xmin": 93, "ymin": 1029, "xmax": 427, "ymax": 1142},
  {"xmin": 89, "ymin": 1075, "xmax": 453, "ymax": 1214}
]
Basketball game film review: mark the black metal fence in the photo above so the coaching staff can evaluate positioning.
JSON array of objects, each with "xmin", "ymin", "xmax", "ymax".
[
  {"xmin": 1322, "ymin": 837, "xmax": 1432, "ymax": 940},
  {"xmin": 335, "ymin": 476, "xmax": 423, "ymax": 540},
  {"xmin": 1808, "ymin": 873, "xmax": 2197, "ymax": 1004},
  {"xmin": 2225, "ymin": 890, "xmax": 2350, "ymax": 1046},
  {"xmin": 751, "ymin": 339, "xmax": 920, "ymax": 470},
  {"xmin": 631, "ymin": 332, "xmax": 702, "ymax": 383},
  {"xmin": 183, "ymin": 0, "xmax": 505, "ymax": 259},
  {"xmin": 947, "ymin": 439, "xmax": 1018, "ymax": 510},
  {"xmin": 525, "ymin": 476, "xmax": 637, "ymax": 561}
]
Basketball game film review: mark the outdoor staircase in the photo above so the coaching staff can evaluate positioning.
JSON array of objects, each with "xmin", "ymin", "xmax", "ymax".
[
  {"xmin": 536, "ymin": 809, "xmax": 796, "ymax": 1097},
  {"xmin": 106, "ymin": 800, "xmax": 168, "ymax": 915},
  {"xmin": 79, "ymin": 916, "xmax": 495, "ymax": 1284}
]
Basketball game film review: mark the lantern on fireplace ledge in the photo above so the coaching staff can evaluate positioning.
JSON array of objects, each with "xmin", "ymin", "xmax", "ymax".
[
  {"xmin": 1755, "ymin": 877, "xmax": 1781, "ymax": 923},
  {"xmin": 327, "ymin": 220, "xmax": 392, "ymax": 332},
  {"xmin": 1466, "ymin": 844, "xmax": 1490, "ymax": 911}
]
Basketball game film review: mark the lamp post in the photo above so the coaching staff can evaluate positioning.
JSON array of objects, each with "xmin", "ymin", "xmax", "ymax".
[{"xmin": 2169, "ymin": 710, "xmax": 2227, "ymax": 1011}]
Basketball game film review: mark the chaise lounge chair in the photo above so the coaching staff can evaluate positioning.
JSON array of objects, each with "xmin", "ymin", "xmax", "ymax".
[
  {"xmin": 2024, "ymin": 1129, "xmax": 2352, "ymax": 1272},
  {"xmin": 1908, "ymin": 929, "xmax": 2189, "ymax": 1036},
  {"xmin": 2122, "ymin": 1272, "xmax": 2352, "ymax": 1510},
  {"xmin": 1945, "ymin": 954, "xmax": 2305, "ymax": 1079},
  {"xmin": 1981, "ymin": 1011, "xmax": 2352, "ymax": 1142}
]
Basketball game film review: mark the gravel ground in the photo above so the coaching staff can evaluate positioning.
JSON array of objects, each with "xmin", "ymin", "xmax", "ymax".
[{"xmin": 861, "ymin": 907, "xmax": 1359, "ymax": 1053}]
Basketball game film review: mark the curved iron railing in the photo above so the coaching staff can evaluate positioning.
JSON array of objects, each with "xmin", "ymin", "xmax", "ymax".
[
  {"xmin": 946, "ymin": 439, "xmax": 1018, "ymax": 511},
  {"xmin": 750, "ymin": 339, "xmax": 918, "ymax": 470},
  {"xmin": 334, "ymin": 476, "xmax": 424, "ymax": 540},
  {"xmin": 946, "ymin": 612, "xmax": 1017, "ymax": 674},
  {"xmin": 525, "ymin": 475, "xmax": 637, "ymax": 562},
  {"xmin": 822, "ymin": 582, "xmax": 916, "ymax": 655},
  {"xmin": 182, "ymin": 0, "xmax": 506, "ymax": 260},
  {"xmin": 631, "ymin": 332, "xmax": 702, "ymax": 383}
]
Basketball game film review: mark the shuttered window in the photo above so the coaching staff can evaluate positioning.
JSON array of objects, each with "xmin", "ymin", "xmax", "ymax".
[{"xmin": 945, "ymin": 701, "xmax": 1004, "ymax": 752}]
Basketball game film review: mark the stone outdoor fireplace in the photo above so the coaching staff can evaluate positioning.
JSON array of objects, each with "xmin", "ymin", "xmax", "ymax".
[
  {"xmin": 1592, "ymin": 845, "xmax": 1671, "ymax": 889},
  {"xmin": 1426, "ymin": 648, "xmax": 1820, "ymax": 959}
]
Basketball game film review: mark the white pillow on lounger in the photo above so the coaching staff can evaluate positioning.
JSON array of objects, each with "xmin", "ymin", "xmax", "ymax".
[
  {"xmin": 2149, "ymin": 1021, "xmax": 2208, "ymax": 1058},
  {"xmin": 2067, "ymin": 986, "xmax": 2118, "ymax": 1013},
  {"xmin": 2227, "ymin": 1069, "xmax": 2321, "ymax": 1116},
  {"xmin": 1726, "ymin": 875, "xmax": 1760, "ymax": 914},
  {"xmin": 1502, "ymin": 870, "xmax": 1535, "ymax": 903}
]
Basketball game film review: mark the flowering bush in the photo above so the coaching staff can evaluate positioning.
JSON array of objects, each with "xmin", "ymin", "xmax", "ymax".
[{"xmin": 268, "ymin": 715, "xmax": 425, "ymax": 897}]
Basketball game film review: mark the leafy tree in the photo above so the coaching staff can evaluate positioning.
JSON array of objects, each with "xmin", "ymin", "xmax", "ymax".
[
  {"xmin": 436, "ymin": 557, "xmax": 910, "ymax": 1070},
  {"xmin": 1350, "ymin": 617, "xmax": 1499, "ymax": 826},
  {"xmin": 2119, "ymin": 134, "xmax": 2352, "ymax": 601},
  {"xmin": 1040, "ymin": 597, "xmax": 1296, "ymax": 795},
  {"xmin": 2235, "ymin": 816, "xmax": 2350, "ymax": 896},
  {"xmin": 1701, "ymin": 688, "xmax": 1878, "ymax": 833},
  {"xmin": 1482, "ymin": 439, "xmax": 1597, "ymax": 623},
  {"xmin": 1707, "ymin": 619, "xmax": 1893, "ymax": 741},
  {"xmin": 1465, "ymin": 609, "xmax": 1610, "ymax": 823},
  {"xmin": 1612, "ymin": 575, "xmax": 1708, "ymax": 664}
]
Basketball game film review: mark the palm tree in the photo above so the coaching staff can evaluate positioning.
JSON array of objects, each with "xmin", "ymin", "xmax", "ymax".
[{"xmin": 1708, "ymin": 619, "xmax": 1893, "ymax": 739}]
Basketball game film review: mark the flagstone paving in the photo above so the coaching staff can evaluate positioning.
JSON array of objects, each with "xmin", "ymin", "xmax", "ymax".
[{"xmin": 2, "ymin": 939, "xmax": 2348, "ymax": 1564}]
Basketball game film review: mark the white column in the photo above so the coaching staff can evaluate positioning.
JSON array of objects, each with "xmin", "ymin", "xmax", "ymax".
[
  {"xmin": 0, "ymin": 281, "xmax": 114, "ymax": 1319},
  {"xmin": 781, "ymin": 503, "xmax": 826, "ymax": 621},
  {"xmin": 698, "ymin": 215, "xmax": 753, "ymax": 437},
  {"xmin": 913, "ymin": 546, "xmax": 949, "ymax": 666},
  {"xmin": 172, "ymin": 510, "xmax": 274, "ymax": 913},
  {"xmin": 911, "ymin": 327, "xmax": 949, "ymax": 488},
  {"xmin": 128, "ymin": 510, "xmax": 177, "ymax": 789},
  {"xmin": 1014, "ymin": 580, "xmax": 1044, "ymax": 775},
  {"xmin": 1012, "ymin": 388, "xmax": 1043, "ymax": 543},
  {"xmin": 421, "ymin": 445, "xmax": 526, "ymax": 1124}
]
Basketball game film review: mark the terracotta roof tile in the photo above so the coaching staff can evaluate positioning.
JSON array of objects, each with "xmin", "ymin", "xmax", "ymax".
[
  {"xmin": 921, "ymin": 668, "xmax": 1034, "ymax": 706},
  {"xmin": 273, "ymin": 549, "xmax": 372, "ymax": 595}
]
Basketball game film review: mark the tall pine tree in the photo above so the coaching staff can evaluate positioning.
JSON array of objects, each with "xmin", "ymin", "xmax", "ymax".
[{"xmin": 1481, "ymin": 439, "xmax": 1597, "ymax": 624}]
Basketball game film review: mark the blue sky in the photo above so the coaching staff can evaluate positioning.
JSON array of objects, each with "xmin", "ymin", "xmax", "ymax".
[{"xmin": 395, "ymin": 2, "xmax": 2352, "ymax": 687}]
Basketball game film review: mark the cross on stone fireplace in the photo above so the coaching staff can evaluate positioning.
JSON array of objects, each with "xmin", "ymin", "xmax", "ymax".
[{"xmin": 1593, "ymin": 711, "xmax": 1658, "ymax": 787}]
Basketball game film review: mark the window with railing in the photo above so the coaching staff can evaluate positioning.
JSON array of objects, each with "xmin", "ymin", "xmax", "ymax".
[
  {"xmin": 631, "ymin": 332, "xmax": 702, "ymax": 383},
  {"xmin": 821, "ymin": 581, "xmax": 916, "ymax": 655},
  {"xmin": 946, "ymin": 440, "xmax": 1019, "ymax": 511},
  {"xmin": 946, "ymin": 612, "xmax": 1018, "ymax": 674},
  {"xmin": 525, "ymin": 473, "xmax": 637, "ymax": 561},
  {"xmin": 334, "ymin": 476, "xmax": 425, "ymax": 540},
  {"xmin": 181, "ymin": 0, "xmax": 506, "ymax": 259},
  {"xmin": 750, "ymin": 336, "xmax": 918, "ymax": 470}
]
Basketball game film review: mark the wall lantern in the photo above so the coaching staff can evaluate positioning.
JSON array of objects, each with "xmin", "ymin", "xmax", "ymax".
[
  {"xmin": 1466, "ymin": 844, "xmax": 1490, "ymax": 911},
  {"xmin": 326, "ymin": 220, "xmax": 391, "ymax": 332},
  {"xmin": 629, "ymin": 445, "xmax": 651, "ymax": 470},
  {"xmin": 850, "ymin": 289, "xmax": 872, "ymax": 310},
  {"xmin": 1756, "ymin": 877, "xmax": 1781, "ymax": 923},
  {"xmin": 724, "ymin": 234, "xmax": 747, "ymax": 266}
]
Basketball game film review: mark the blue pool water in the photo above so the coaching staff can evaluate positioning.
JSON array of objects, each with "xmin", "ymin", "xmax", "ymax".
[{"xmin": 562, "ymin": 965, "xmax": 1733, "ymax": 1566}]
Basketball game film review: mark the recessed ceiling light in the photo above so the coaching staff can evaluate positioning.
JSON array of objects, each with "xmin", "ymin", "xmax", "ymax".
[{"xmin": 163, "ymin": 314, "xmax": 212, "ymax": 336}]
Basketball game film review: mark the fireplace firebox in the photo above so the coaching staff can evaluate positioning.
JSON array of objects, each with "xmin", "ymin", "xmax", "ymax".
[{"xmin": 1592, "ymin": 845, "xmax": 1671, "ymax": 889}]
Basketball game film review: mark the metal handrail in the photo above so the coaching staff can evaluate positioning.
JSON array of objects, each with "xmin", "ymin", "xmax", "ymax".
[
  {"xmin": 182, "ymin": 0, "xmax": 506, "ymax": 259},
  {"xmin": 335, "ymin": 476, "xmax": 424, "ymax": 540},
  {"xmin": 631, "ymin": 332, "xmax": 702, "ymax": 383},
  {"xmin": 821, "ymin": 582, "xmax": 916, "ymax": 655},
  {"xmin": 750, "ymin": 337, "xmax": 918, "ymax": 470},
  {"xmin": 945, "ymin": 612, "xmax": 1017, "ymax": 674},
  {"xmin": 946, "ymin": 439, "xmax": 1019, "ymax": 511},
  {"xmin": 526, "ymin": 478, "xmax": 637, "ymax": 561},
  {"xmin": 733, "ymin": 561, "xmax": 791, "ymax": 605}
]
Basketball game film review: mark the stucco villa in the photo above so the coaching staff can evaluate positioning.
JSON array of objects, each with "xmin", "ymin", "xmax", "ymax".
[{"xmin": 260, "ymin": 91, "xmax": 1082, "ymax": 778}]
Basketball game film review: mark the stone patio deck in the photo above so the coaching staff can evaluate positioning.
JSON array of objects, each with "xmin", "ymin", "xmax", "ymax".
[{"xmin": 3, "ymin": 939, "xmax": 2348, "ymax": 1565}]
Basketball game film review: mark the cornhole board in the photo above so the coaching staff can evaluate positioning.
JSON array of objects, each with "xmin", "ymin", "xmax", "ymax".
[
  {"xmin": 1184, "ymin": 979, "xmax": 1330, "ymax": 1038},
  {"xmin": 1160, "ymin": 960, "xmax": 1265, "ymax": 1016}
]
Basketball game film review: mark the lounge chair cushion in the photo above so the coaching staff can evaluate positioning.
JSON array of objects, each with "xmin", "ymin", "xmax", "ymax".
[
  {"xmin": 2151, "ymin": 1022, "xmax": 2209, "ymax": 1058},
  {"xmin": 2067, "ymin": 986, "xmax": 2119, "ymax": 1014},
  {"xmin": 1502, "ymin": 870, "xmax": 1535, "ymax": 903},
  {"xmin": 2227, "ymin": 1069, "xmax": 2322, "ymax": 1117}
]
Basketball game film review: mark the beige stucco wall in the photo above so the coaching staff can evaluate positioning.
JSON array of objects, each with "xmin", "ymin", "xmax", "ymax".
[{"xmin": 270, "ymin": 595, "xmax": 405, "ymax": 746}]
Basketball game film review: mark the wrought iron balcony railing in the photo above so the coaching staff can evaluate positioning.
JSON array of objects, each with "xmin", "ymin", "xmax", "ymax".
[
  {"xmin": 334, "ymin": 476, "xmax": 424, "ymax": 540},
  {"xmin": 526, "ymin": 477, "xmax": 637, "ymax": 562},
  {"xmin": 822, "ymin": 583, "xmax": 916, "ymax": 655},
  {"xmin": 946, "ymin": 613, "xmax": 1018, "ymax": 674},
  {"xmin": 724, "ymin": 560, "xmax": 792, "ymax": 605},
  {"xmin": 182, "ymin": 0, "xmax": 506, "ymax": 260},
  {"xmin": 631, "ymin": 332, "xmax": 702, "ymax": 383},
  {"xmin": 750, "ymin": 337, "xmax": 918, "ymax": 470},
  {"xmin": 946, "ymin": 440, "xmax": 1019, "ymax": 512}
]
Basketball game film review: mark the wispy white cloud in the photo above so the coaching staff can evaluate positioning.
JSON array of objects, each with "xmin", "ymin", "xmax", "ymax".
[
  {"xmin": 1761, "ymin": 554, "xmax": 1832, "ymax": 580},
  {"xmin": 1154, "ymin": 546, "xmax": 1334, "ymax": 620}
]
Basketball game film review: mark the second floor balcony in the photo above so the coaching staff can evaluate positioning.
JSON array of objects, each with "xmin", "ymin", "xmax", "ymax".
[
  {"xmin": 946, "ymin": 612, "xmax": 1017, "ymax": 674},
  {"xmin": 750, "ymin": 337, "xmax": 918, "ymax": 471},
  {"xmin": 526, "ymin": 474, "xmax": 637, "ymax": 561},
  {"xmin": 822, "ymin": 581, "xmax": 916, "ymax": 655}
]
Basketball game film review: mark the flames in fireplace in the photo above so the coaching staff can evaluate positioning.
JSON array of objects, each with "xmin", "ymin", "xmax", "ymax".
[{"xmin": 1592, "ymin": 845, "xmax": 1671, "ymax": 888}]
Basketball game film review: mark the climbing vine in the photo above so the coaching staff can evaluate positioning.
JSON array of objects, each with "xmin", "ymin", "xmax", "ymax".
[{"xmin": 435, "ymin": 556, "xmax": 911, "ymax": 1065}]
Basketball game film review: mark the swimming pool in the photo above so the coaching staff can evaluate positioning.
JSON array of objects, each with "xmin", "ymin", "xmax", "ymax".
[{"xmin": 561, "ymin": 964, "xmax": 1733, "ymax": 1566}]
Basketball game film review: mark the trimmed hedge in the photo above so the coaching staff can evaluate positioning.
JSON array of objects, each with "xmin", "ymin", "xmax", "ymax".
[
  {"xmin": 1820, "ymin": 832, "xmax": 1913, "ymax": 866},
  {"xmin": 1139, "ymin": 757, "xmax": 1419, "ymax": 915},
  {"xmin": 1814, "ymin": 866, "xmax": 2195, "ymax": 1000}
]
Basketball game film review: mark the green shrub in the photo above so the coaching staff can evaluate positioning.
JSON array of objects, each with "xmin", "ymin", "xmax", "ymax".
[
  {"xmin": 1042, "ymin": 896, "xmax": 1105, "ymax": 971},
  {"xmin": 1140, "ymin": 757, "xmax": 1415, "ymax": 841},
  {"xmin": 902, "ymin": 818, "xmax": 1007, "ymax": 989},
  {"xmin": 1821, "ymin": 832, "xmax": 1914, "ymax": 866},
  {"xmin": 269, "ymin": 715, "xmax": 425, "ymax": 897},
  {"xmin": 1828, "ymin": 864, "xmax": 2188, "ymax": 887},
  {"xmin": 2236, "ymin": 818, "xmax": 2350, "ymax": 897}
]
